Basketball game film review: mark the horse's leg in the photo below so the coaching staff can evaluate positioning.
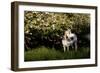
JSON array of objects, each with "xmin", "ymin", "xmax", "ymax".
[
  {"xmin": 71, "ymin": 43, "xmax": 74, "ymax": 49},
  {"xmin": 67, "ymin": 46, "xmax": 69, "ymax": 51},
  {"xmin": 75, "ymin": 42, "xmax": 77, "ymax": 51},
  {"xmin": 63, "ymin": 46, "xmax": 66, "ymax": 52}
]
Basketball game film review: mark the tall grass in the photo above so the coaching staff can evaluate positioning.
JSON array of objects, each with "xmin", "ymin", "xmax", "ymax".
[{"xmin": 24, "ymin": 46, "xmax": 90, "ymax": 61}]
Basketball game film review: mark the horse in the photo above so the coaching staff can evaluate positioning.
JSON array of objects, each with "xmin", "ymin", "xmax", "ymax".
[{"xmin": 62, "ymin": 29, "xmax": 77, "ymax": 52}]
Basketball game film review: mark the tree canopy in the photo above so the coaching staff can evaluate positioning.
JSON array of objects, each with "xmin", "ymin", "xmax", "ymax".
[{"xmin": 24, "ymin": 11, "xmax": 90, "ymax": 50}]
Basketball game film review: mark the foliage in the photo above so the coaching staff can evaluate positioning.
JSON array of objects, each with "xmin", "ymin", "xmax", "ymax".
[{"xmin": 24, "ymin": 11, "xmax": 90, "ymax": 50}]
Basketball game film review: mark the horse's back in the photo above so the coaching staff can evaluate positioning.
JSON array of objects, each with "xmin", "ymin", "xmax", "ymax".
[{"xmin": 69, "ymin": 33, "xmax": 77, "ymax": 41}]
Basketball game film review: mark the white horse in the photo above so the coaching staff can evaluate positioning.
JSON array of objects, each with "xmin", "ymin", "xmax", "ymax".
[{"xmin": 62, "ymin": 29, "xmax": 77, "ymax": 52}]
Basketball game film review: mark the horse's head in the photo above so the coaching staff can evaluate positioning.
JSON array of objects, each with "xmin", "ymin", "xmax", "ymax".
[{"xmin": 64, "ymin": 29, "xmax": 71, "ymax": 37}]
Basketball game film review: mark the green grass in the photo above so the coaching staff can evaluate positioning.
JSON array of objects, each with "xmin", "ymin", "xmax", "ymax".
[{"xmin": 24, "ymin": 46, "xmax": 90, "ymax": 61}]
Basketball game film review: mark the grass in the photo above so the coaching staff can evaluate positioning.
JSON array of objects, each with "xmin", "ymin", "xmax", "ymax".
[{"xmin": 24, "ymin": 46, "xmax": 90, "ymax": 61}]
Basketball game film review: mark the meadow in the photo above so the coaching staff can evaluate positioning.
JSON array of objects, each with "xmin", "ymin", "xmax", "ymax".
[{"xmin": 24, "ymin": 46, "xmax": 90, "ymax": 61}]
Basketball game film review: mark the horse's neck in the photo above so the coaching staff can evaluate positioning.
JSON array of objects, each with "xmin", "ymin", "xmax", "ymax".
[{"xmin": 63, "ymin": 35, "xmax": 67, "ymax": 40}]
